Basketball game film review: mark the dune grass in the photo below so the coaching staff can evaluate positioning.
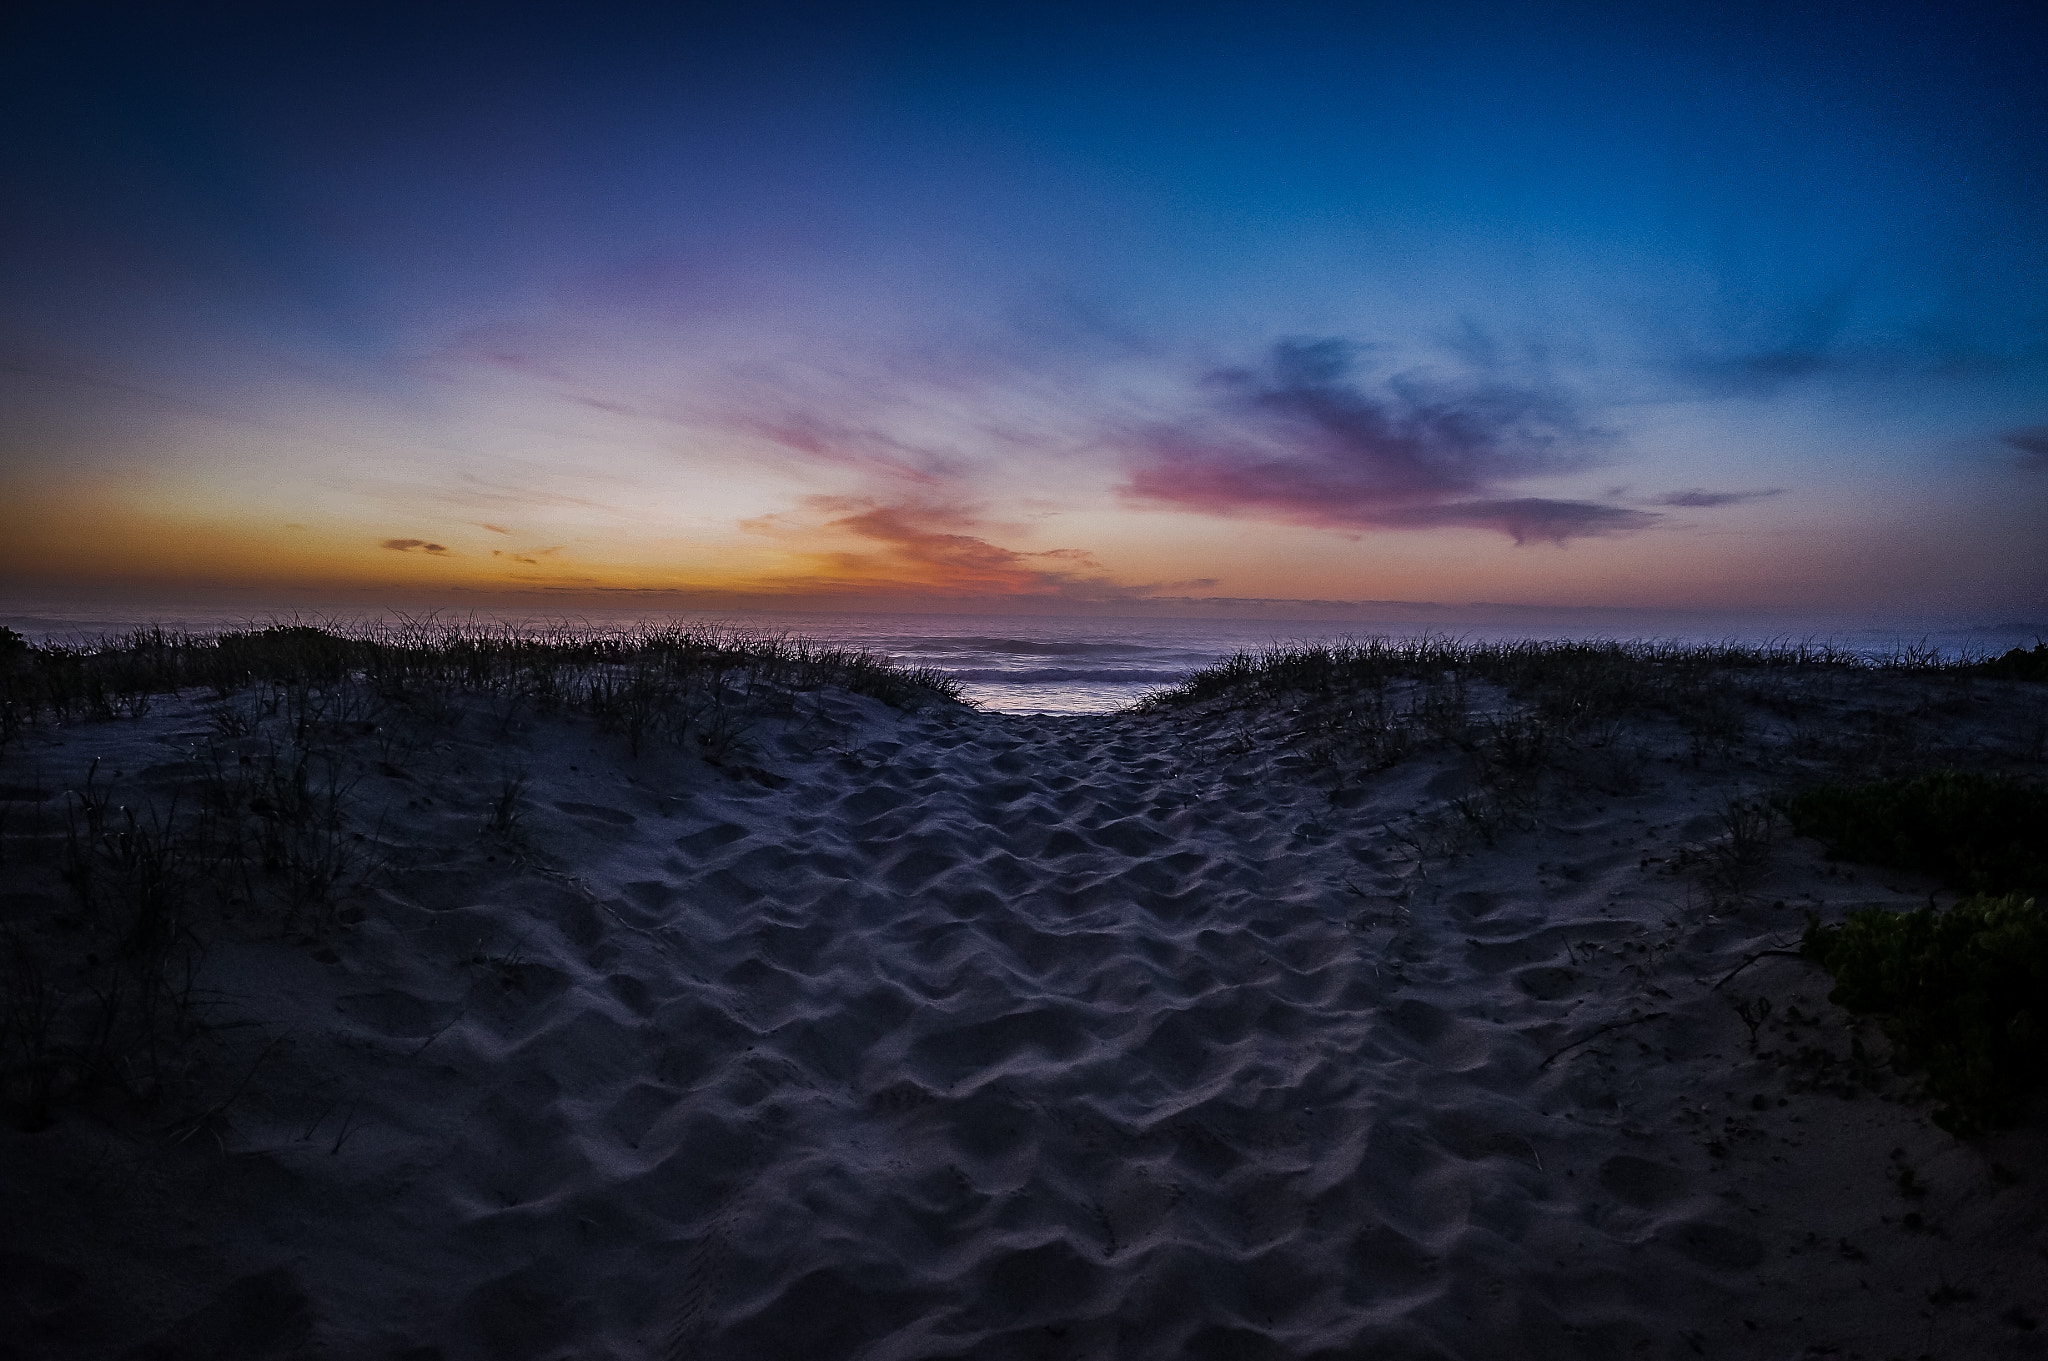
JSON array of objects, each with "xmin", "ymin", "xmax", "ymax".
[
  {"xmin": 0, "ymin": 620, "xmax": 961, "ymax": 1130},
  {"xmin": 1131, "ymin": 635, "xmax": 2023, "ymax": 817},
  {"xmin": 0, "ymin": 619, "xmax": 962, "ymax": 738},
  {"xmin": 1132, "ymin": 635, "xmax": 1983, "ymax": 717}
]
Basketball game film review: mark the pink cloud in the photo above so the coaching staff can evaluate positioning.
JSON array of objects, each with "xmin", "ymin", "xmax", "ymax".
[{"xmin": 746, "ymin": 498, "xmax": 1159, "ymax": 601}]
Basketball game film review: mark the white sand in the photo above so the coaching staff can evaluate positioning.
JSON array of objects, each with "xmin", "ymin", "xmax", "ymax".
[{"xmin": 3, "ymin": 671, "xmax": 2045, "ymax": 1359}]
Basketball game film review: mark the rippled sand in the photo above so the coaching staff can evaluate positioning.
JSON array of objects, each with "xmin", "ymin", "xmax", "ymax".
[{"xmin": 4, "ymin": 673, "xmax": 2045, "ymax": 1359}]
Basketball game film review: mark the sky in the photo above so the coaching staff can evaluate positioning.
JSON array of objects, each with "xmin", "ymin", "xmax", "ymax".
[{"xmin": 3, "ymin": 0, "xmax": 2045, "ymax": 622}]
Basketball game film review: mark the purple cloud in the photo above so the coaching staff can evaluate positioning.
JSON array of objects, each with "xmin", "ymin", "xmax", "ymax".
[{"xmin": 1117, "ymin": 338, "xmax": 1648, "ymax": 544}]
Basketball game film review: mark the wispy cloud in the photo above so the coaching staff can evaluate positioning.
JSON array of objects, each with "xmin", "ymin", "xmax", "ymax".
[
  {"xmin": 2003, "ymin": 427, "xmax": 2048, "ymax": 472},
  {"xmin": 1381, "ymin": 497, "xmax": 1657, "ymax": 545},
  {"xmin": 1666, "ymin": 283, "xmax": 1856, "ymax": 400},
  {"xmin": 735, "ymin": 412, "xmax": 958, "ymax": 488},
  {"xmin": 1661, "ymin": 283, "xmax": 2024, "ymax": 398},
  {"xmin": 743, "ymin": 498, "xmax": 1161, "ymax": 600},
  {"xmin": 1116, "ymin": 338, "xmax": 1649, "ymax": 544},
  {"xmin": 1676, "ymin": 349, "xmax": 1840, "ymax": 400},
  {"xmin": 442, "ymin": 476, "xmax": 619, "ymax": 514},
  {"xmin": 382, "ymin": 538, "xmax": 450, "ymax": 554},
  {"xmin": 1647, "ymin": 487, "xmax": 1786, "ymax": 508}
]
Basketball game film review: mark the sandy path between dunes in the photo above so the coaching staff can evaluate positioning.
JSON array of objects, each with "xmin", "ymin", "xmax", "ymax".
[{"xmin": 4, "ymin": 680, "xmax": 2046, "ymax": 1360}]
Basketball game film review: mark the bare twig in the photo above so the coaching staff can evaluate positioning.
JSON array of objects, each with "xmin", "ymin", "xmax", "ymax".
[
  {"xmin": 1710, "ymin": 945, "xmax": 1807, "ymax": 992},
  {"xmin": 329, "ymin": 1101, "xmax": 361, "ymax": 1155},
  {"xmin": 1539, "ymin": 1012, "xmax": 1668, "ymax": 1069},
  {"xmin": 296, "ymin": 1099, "xmax": 340, "ymax": 1142},
  {"xmin": 407, "ymin": 1012, "xmax": 463, "ymax": 1058}
]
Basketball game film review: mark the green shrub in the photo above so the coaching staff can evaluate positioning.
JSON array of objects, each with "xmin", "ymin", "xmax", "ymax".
[
  {"xmin": 1804, "ymin": 895, "xmax": 2048, "ymax": 1132},
  {"xmin": 1785, "ymin": 771, "xmax": 2048, "ymax": 900}
]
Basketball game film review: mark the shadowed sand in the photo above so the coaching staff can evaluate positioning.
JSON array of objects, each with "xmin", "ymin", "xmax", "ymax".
[{"xmin": 2, "ymin": 646, "xmax": 2046, "ymax": 1359}]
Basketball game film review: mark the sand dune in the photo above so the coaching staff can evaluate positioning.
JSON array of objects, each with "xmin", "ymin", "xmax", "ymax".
[{"xmin": 3, "ymin": 662, "xmax": 2045, "ymax": 1359}]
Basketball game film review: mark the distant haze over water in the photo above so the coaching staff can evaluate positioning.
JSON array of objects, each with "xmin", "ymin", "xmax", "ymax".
[{"xmin": 5, "ymin": 598, "xmax": 2041, "ymax": 715}]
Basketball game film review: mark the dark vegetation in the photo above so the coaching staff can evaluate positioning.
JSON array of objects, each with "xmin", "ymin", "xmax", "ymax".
[
  {"xmin": 1804, "ymin": 895, "xmax": 2046, "ymax": 1134},
  {"xmin": 1787, "ymin": 771, "xmax": 2048, "ymax": 902},
  {"xmin": 1791, "ymin": 769, "xmax": 2048, "ymax": 1132},
  {"xmin": 0, "ymin": 620, "xmax": 960, "ymax": 1130},
  {"xmin": 1975, "ymin": 642, "xmax": 2048, "ymax": 682}
]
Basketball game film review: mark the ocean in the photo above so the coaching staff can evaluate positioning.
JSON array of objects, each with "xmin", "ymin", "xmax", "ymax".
[{"xmin": 4, "ymin": 599, "xmax": 2042, "ymax": 715}]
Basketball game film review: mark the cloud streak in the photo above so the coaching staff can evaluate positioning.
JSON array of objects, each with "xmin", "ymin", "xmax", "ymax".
[
  {"xmin": 382, "ymin": 539, "xmax": 450, "ymax": 554},
  {"xmin": 1380, "ymin": 497, "xmax": 1657, "ymax": 545},
  {"xmin": 491, "ymin": 546, "xmax": 563, "ymax": 566},
  {"xmin": 1648, "ymin": 488, "xmax": 1786, "ymax": 508},
  {"xmin": 2003, "ymin": 427, "xmax": 2048, "ymax": 472},
  {"xmin": 1117, "ymin": 338, "xmax": 1651, "ymax": 544}
]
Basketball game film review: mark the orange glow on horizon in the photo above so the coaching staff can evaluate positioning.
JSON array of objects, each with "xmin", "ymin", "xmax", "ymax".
[{"xmin": 5, "ymin": 452, "xmax": 2041, "ymax": 619}]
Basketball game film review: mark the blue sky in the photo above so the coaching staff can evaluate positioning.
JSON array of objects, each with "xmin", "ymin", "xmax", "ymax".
[{"xmin": 3, "ymin": 1, "xmax": 2043, "ymax": 617}]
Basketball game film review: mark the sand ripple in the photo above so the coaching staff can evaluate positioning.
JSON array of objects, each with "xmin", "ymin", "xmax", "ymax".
[{"xmin": 10, "ymin": 680, "xmax": 2046, "ymax": 1360}]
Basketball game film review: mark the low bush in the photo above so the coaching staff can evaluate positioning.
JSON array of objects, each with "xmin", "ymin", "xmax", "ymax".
[
  {"xmin": 1803, "ymin": 894, "xmax": 2048, "ymax": 1132},
  {"xmin": 1785, "ymin": 771, "xmax": 2048, "ymax": 900}
]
